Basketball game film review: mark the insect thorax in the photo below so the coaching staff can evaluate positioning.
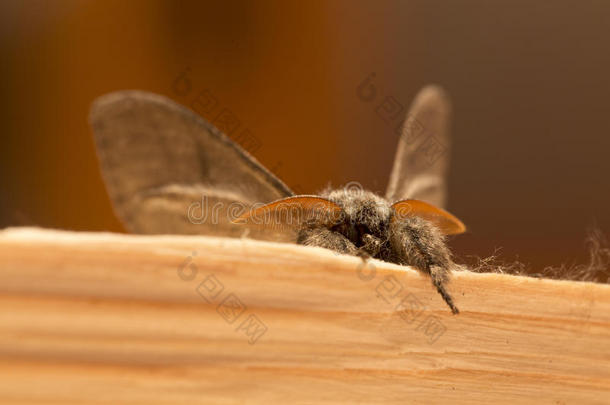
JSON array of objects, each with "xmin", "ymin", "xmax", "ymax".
[{"xmin": 321, "ymin": 188, "xmax": 392, "ymax": 245}]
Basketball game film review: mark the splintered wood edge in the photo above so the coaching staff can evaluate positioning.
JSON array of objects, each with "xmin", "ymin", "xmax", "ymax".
[
  {"xmin": 1, "ymin": 226, "xmax": 606, "ymax": 285},
  {"xmin": 1, "ymin": 226, "xmax": 608, "ymax": 318}
]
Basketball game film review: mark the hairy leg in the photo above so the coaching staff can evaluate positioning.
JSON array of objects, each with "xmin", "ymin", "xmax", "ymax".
[
  {"xmin": 389, "ymin": 217, "xmax": 459, "ymax": 314},
  {"xmin": 297, "ymin": 227, "xmax": 358, "ymax": 255},
  {"xmin": 361, "ymin": 233, "xmax": 383, "ymax": 257},
  {"xmin": 297, "ymin": 227, "xmax": 385, "ymax": 264}
]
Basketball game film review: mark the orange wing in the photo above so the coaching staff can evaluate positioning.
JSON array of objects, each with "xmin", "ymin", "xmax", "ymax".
[
  {"xmin": 391, "ymin": 199, "xmax": 466, "ymax": 235},
  {"xmin": 233, "ymin": 196, "xmax": 344, "ymax": 231}
]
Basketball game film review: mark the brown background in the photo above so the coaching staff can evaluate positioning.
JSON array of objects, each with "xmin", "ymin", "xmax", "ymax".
[{"xmin": 1, "ymin": 0, "xmax": 609, "ymax": 273}]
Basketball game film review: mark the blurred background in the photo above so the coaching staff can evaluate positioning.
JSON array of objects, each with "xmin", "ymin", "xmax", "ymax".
[{"xmin": 1, "ymin": 0, "xmax": 609, "ymax": 275}]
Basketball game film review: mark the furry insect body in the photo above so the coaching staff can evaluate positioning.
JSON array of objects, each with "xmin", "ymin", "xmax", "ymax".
[
  {"xmin": 90, "ymin": 86, "xmax": 465, "ymax": 315},
  {"xmin": 296, "ymin": 188, "xmax": 459, "ymax": 314}
]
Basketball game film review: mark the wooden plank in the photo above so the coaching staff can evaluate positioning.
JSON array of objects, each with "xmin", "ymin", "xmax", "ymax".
[{"xmin": 0, "ymin": 227, "xmax": 608, "ymax": 404}]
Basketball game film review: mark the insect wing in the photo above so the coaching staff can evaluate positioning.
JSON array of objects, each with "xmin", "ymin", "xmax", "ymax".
[
  {"xmin": 90, "ymin": 90, "xmax": 293, "ymax": 240},
  {"xmin": 391, "ymin": 198, "xmax": 465, "ymax": 235},
  {"xmin": 385, "ymin": 86, "xmax": 451, "ymax": 209}
]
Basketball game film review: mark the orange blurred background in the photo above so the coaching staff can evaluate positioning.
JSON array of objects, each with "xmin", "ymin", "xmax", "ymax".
[{"xmin": 1, "ymin": 0, "xmax": 609, "ymax": 274}]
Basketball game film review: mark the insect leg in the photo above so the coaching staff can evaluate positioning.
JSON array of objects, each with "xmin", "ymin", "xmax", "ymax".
[
  {"xmin": 297, "ymin": 227, "xmax": 358, "ymax": 255},
  {"xmin": 430, "ymin": 266, "xmax": 459, "ymax": 314},
  {"xmin": 390, "ymin": 217, "xmax": 459, "ymax": 314}
]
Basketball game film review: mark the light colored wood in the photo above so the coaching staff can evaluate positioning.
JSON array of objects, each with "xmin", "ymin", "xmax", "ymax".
[{"xmin": 0, "ymin": 227, "xmax": 609, "ymax": 404}]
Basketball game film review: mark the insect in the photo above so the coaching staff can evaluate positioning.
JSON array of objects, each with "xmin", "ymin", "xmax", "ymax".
[{"xmin": 90, "ymin": 86, "xmax": 466, "ymax": 313}]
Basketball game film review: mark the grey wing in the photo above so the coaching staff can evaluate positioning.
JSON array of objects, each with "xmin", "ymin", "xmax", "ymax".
[
  {"xmin": 385, "ymin": 85, "xmax": 452, "ymax": 208},
  {"xmin": 90, "ymin": 90, "xmax": 294, "ymax": 241}
]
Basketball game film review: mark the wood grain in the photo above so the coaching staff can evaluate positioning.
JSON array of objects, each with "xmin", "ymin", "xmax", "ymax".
[{"xmin": 0, "ymin": 227, "xmax": 609, "ymax": 404}]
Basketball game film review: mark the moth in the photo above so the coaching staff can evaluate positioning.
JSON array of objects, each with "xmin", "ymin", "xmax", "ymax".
[{"xmin": 90, "ymin": 86, "xmax": 466, "ymax": 313}]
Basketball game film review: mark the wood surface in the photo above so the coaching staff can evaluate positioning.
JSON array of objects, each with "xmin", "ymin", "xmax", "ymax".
[{"xmin": 0, "ymin": 227, "xmax": 609, "ymax": 404}]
